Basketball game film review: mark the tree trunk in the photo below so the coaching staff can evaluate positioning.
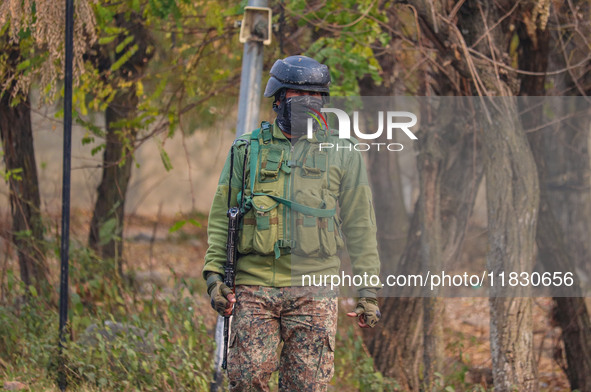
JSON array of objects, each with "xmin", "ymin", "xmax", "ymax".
[
  {"xmin": 88, "ymin": 89, "xmax": 138, "ymax": 274},
  {"xmin": 359, "ymin": 72, "xmax": 410, "ymax": 280},
  {"xmin": 365, "ymin": 209, "xmax": 424, "ymax": 391},
  {"xmin": 541, "ymin": 100, "xmax": 591, "ymax": 392},
  {"xmin": 542, "ymin": 112, "xmax": 591, "ymax": 280},
  {"xmin": 538, "ymin": 193, "xmax": 591, "ymax": 391},
  {"xmin": 552, "ymin": 297, "xmax": 591, "ymax": 391},
  {"xmin": 529, "ymin": 128, "xmax": 591, "ymax": 392},
  {"xmin": 86, "ymin": 12, "xmax": 152, "ymax": 275},
  {"xmin": 365, "ymin": 98, "xmax": 484, "ymax": 390},
  {"xmin": 361, "ymin": 1, "xmax": 545, "ymax": 388},
  {"xmin": 524, "ymin": 95, "xmax": 591, "ymax": 392},
  {"xmin": 0, "ymin": 36, "xmax": 48, "ymax": 295},
  {"xmin": 481, "ymin": 100, "xmax": 539, "ymax": 391},
  {"xmin": 417, "ymin": 119, "xmax": 444, "ymax": 390},
  {"xmin": 0, "ymin": 93, "xmax": 49, "ymax": 295},
  {"xmin": 518, "ymin": 6, "xmax": 591, "ymax": 388},
  {"xmin": 358, "ymin": 58, "xmax": 415, "ymax": 381},
  {"xmin": 363, "ymin": 119, "xmax": 416, "ymax": 388},
  {"xmin": 366, "ymin": 129, "xmax": 409, "ymax": 278},
  {"xmin": 420, "ymin": 98, "xmax": 486, "ymax": 388},
  {"xmin": 402, "ymin": 2, "xmax": 542, "ymax": 387},
  {"xmin": 449, "ymin": 1, "xmax": 540, "ymax": 389}
]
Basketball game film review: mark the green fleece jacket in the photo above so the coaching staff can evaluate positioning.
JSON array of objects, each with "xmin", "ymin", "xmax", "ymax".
[{"xmin": 202, "ymin": 121, "xmax": 380, "ymax": 297}]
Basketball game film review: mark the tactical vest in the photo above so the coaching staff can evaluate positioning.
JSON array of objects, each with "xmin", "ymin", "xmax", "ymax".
[{"xmin": 237, "ymin": 121, "xmax": 344, "ymax": 259}]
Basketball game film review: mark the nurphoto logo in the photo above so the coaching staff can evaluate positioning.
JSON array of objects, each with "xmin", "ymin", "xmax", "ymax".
[{"xmin": 307, "ymin": 108, "xmax": 418, "ymax": 152}]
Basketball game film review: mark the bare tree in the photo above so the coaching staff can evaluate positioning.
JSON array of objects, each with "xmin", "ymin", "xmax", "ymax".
[
  {"xmin": 359, "ymin": 2, "xmax": 488, "ymax": 388},
  {"xmin": 518, "ymin": 1, "xmax": 591, "ymax": 389},
  {"xmin": 0, "ymin": 0, "xmax": 96, "ymax": 297},
  {"xmin": 0, "ymin": 40, "xmax": 48, "ymax": 295},
  {"xmin": 366, "ymin": 0, "xmax": 544, "ymax": 389},
  {"xmin": 87, "ymin": 13, "xmax": 154, "ymax": 275}
]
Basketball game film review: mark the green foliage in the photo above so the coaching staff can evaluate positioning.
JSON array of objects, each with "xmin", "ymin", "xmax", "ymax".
[
  {"xmin": 98, "ymin": 218, "xmax": 120, "ymax": 247},
  {"xmin": 93, "ymin": 0, "xmax": 241, "ymax": 125},
  {"xmin": 157, "ymin": 140, "xmax": 173, "ymax": 172},
  {"xmin": 0, "ymin": 297, "xmax": 60, "ymax": 387},
  {"xmin": 1, "ymin": 0, "xmax": 97, "ymax": 103},
  {"xmin": 0, "ymin": 22, "xmax": 35, "ymax": 104},
  {"xmin": 0, "ymin": 146, "xmax": 23, "ymax": 183},
  {"xmin": 0, "ymin": 240, "xmax": 214, "ymax": 391},
  {"xmin": 1, "ymin": 167, "xmax": 23, "ymax": 182},
  {"xmin": 331, "ymin": 321, "xmax": 493, "ymax": 392},
  {"xmin": 69, "ymin": 0, "xmax": 243, "ymax": 173},
  {"xmin": 168, "ymin": 218, "xmax": 201, "ymax": 233},
  {"xmin": 63, "ymin": 304, "xmax": 212, "ymax": 390},
  {"xmin": 284, "ymin": 0, "xmax": 388, "ymax": 95},
  {"xmin": 333, "ymin": 325, "xmax": 398, "ymax": 391}
]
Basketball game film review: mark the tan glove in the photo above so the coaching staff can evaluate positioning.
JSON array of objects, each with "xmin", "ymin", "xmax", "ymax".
[
  {"xmin": 346, "ymin": 297, "xmax": 381, "ymax": 328},
  {"xmin": 207, "ymin": 274, "xmax": 235, "ymax": 317}
]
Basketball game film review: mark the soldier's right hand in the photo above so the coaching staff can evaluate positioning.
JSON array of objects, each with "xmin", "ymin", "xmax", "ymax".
[{"xmin": 208, "ymin": 279, "xmax": 236, "ymax": 317}]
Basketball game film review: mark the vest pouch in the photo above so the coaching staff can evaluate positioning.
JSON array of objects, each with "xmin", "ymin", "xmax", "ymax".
[
  {"xmin": 294, "ymin": 213, "xmax": 321, "ymax": 257},
  {"xmin": 292, "ymin": 189, "xmax": 326, "ymax": 257},
  {"xmin": 318, "ymin": 189, "xmax": 340, "ymax": 257},
  {"xmin": 299, "ymin": 149, "xmax": 327, "ymax": 179},
  {"xmin": 259, "ymin": 146, "xmax": 284, "ymax": 183},
  {"xmin": 238, "ymin": 208, "xmax": 255, "ymax": 255},
  {"xmin": 318, "ymin": 217, "xmax": 337, "ymax": 258},
  {"xmin": 251, "ymin": 195, "xmax": 279, "ymax": 255}
]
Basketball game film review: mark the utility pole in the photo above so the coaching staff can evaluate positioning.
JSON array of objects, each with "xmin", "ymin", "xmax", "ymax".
[
  {"xmin": 57, "ymin": 0, "xmax": 74, "ymax": 390},
  {"xmin": 211, "ymin": 2, "xmax": 271, "ymax": 390},
  {"xmin": 235, "ymin": 0, "xmax": 271, "ymax": 137}
]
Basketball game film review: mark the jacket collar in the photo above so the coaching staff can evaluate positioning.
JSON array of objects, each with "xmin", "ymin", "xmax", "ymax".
[{"xmin": 272, "ymin": 120, "xmax": 323, "ymax": 143}]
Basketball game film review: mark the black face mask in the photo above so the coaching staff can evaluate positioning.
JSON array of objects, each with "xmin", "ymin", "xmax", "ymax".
[{"xmin": 274, "ymin": 94, "xmax": 324, "ymax": 139}]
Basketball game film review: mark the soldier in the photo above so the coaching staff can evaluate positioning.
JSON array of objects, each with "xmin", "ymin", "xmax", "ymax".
[{"xmin": 203, "ymin": 55, "xmax": 381, "ymax": 391}]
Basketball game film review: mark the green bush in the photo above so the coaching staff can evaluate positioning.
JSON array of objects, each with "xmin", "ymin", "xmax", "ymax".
[
  {"xmin": 0, "ymin": 251, "xmax": 214, "ymax": 391},
  {"xmin": 333, "ymin": 324, "xmax": 399, "ymax": 392},
  {"xmin": 63, "ymin": 306, "xmax": 213, "ymax": 390},
  {"xmin": 0, "ymin": 296, "xmax": 59, "ymax": 389}
]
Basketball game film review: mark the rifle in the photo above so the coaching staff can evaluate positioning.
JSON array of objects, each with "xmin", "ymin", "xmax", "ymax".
[
  {"xmin": 211, "ymin": 140, "xmax": 250, "ymax": 391},
  {"xmin": 222, "ymin": 206, "xmax": 241, "ymax": 370},
  {"xmin": 220, "ymin": 139, "xmax": 249, "ymax": 372}
]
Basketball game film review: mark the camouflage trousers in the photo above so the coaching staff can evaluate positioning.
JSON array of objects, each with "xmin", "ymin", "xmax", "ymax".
[{"xmin": 227, "ymin": 285, "xmax": 337, "ymax": 392}]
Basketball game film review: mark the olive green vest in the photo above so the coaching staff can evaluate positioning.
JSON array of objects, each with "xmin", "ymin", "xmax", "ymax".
[{"xmin": 237, "ymin": 121, "xmax": 344, "ymax": 259}]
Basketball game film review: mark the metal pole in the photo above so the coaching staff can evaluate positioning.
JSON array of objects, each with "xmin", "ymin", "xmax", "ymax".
[
  {"xmin": 211, "ymin": 2, "xmax": 269, "ymax": 390},
  {"xmin": 211, "ymin": 315, "xmax": 226, "ymax": 392},
  {"xmin": 235, "ymin": 0, "xmax": 268, "ymax": 137},
  {"xmin": 58, "ymin": 0, "xmax": 74, "ymax": 389}
]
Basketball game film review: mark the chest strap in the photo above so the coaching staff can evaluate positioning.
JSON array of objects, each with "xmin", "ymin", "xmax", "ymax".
[{"xmin": 252, "ymin": 193, "xmax": 335, "ymax": 217}]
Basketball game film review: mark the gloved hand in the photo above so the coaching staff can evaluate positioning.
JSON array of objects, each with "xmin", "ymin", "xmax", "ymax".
[
  {"xmin": 346, "ymin": 297, "xmax": 381, "ymax": 328},
  {"xmin": 207, "ymin": 274, "xmax": 236, "ymax": 317}
]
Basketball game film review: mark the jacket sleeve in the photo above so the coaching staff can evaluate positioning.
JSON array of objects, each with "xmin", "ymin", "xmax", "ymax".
[
  {"xmin": 202, "ymin": 141, "xmax": 247, "ymax": 280},
  {"xmin": 338, "ymin": 148, "xmax": 381, "ymax": 298}
]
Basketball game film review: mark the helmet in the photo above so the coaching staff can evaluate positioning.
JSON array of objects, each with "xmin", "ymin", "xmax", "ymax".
[{"xmin": 264, "ymin": 55, "xmax": 330, "ymax": 98}]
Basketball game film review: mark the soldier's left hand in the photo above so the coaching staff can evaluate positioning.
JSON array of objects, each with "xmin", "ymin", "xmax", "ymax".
[{"xmin": 347, "ymin": 297, "xmax": 381, "ymax": 328}]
